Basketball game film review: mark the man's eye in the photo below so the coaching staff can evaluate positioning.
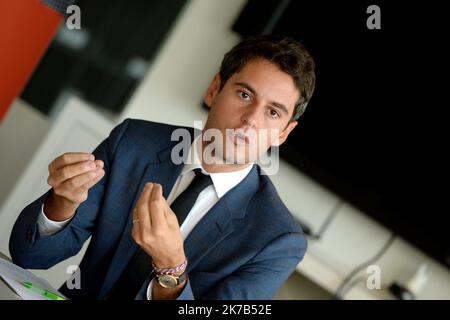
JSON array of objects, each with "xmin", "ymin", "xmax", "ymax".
[
  {"xmin": 269, "ymin": 108, "xmax": 280, "ymax": 119},
  {"xmin": 238, "ymin": 91, "xmax": 251, "ymax": 100}
]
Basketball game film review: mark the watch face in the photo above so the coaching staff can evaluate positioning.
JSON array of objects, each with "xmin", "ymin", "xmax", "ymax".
[{"xmin": 157, "ymin": 275, "xmax": 178, "ymax": 288}]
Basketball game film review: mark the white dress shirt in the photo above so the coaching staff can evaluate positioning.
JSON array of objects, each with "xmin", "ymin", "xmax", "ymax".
[{"xmin": 37, "ymin": 135, "xmax": 253, "ymax": 299}]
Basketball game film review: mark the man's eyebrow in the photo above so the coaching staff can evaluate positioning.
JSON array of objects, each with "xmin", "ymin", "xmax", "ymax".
[
  {"xmin": 235, "ymin": 82, "xmax": 257, "ymax": 96},
  {"xmin": 234, "ymin": 81, "xmax": 289, "ymax": 115}
]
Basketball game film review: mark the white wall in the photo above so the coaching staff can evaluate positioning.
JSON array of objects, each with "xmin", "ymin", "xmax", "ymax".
[{"xmin": 0, "ymin": 99, "xmax": 50, "ymax": 205}]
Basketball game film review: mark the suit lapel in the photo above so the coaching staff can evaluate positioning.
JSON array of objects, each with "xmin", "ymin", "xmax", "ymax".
[{"xmin": 183, "ymin": 165, "xmax": 260, "ymax": 272}]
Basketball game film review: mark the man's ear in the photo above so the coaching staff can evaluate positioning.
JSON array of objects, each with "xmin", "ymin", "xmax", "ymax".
[
  {"xmin": 204, "ymin": 73, "xmax": 221, "ymax": 108},
  {"xmin": 273, "ymin": 120, "xmax": 298, "ymax": 146}
]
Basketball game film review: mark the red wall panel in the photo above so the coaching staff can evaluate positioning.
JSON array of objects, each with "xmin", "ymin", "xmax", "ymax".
[{"xmin": 0, "ymin": 0, "xmax": 63, "ymax": 122}]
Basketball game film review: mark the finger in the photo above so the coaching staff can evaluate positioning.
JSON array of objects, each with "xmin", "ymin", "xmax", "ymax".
[
  {"xmin": 51, "ymin": 160, "xmax": 97, "ymax": 185},
  {"xmin": 133, "ymin": 207, "xmax": 139, "ymax": 221},
  {"xmin": 131, "ymin": 209, "xmax": 142, "ymax": 244},
  {"xmin": 163, "ymin": 202, "xmax": 179, "ymax": 226},
  {"xmin": 94, "ymin": 160, "xmax": 104, "ymax": 169},
  {"xmin": 83, "ymin": 168, "xmax": 105, "ymax": 190},
  {"xmin": 58, "ymin": 169, "xmax": 104, "ymax": 192},
  {"xmin": 51, "ymin": 152, "xmax": 94, "ymax": 171},
  {"xmin": 136, "ymin": 183, "xmax": 153, "ymax": 231},
  {"xmin": 149, "ymin": 183, "xmax": 166, "ymax": 231},
  {"xmin": 161, "ymin": 198, "xmax": 172, "ymax": 219}
]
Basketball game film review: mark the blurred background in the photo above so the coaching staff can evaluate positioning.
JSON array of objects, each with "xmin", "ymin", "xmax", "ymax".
[{"xmin": 0, "ymin": 0, "xmax": 449, "ymax": 299}]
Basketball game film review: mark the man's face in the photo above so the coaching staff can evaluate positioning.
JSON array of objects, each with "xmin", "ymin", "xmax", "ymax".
[{"xmin": 202, "ymin": 58, "xmax": 300, "ymax": 166}]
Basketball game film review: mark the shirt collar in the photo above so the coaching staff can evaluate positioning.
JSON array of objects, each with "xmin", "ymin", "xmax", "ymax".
[{"xmin": 181, "ymin": 135, "xmax": 254, "ymax": 198}]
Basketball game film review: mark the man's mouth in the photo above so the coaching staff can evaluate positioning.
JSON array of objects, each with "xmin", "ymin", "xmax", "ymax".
[{"xmin": 228, "ymin": 129, "xmax": 252, "ymax": 146}]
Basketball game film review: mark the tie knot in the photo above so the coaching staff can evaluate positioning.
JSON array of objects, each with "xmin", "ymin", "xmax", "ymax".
[{"xmin": 190, "ymin": 168, "xmax": 213, "ymax": 193}]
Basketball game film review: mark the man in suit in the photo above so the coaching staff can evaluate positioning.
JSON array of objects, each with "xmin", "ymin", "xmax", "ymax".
[{"xmin": 9, "ymin": 34, "xmax": 316, "ymax": 300}]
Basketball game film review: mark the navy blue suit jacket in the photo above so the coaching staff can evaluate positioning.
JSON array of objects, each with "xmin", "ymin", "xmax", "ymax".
[{"xmin": 9, "ymin": 119, "xmax": 307, "ymax": 300}]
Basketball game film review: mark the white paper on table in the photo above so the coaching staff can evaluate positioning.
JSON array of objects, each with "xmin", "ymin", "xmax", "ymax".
[{"xmin": 0, "ymin": 256, "xmax": 67, "ymax": 300}]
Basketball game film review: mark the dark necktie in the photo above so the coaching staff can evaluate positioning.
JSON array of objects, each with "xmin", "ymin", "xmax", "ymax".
[
  {"xmin": 108, "ymin": 168, "xmax": 213, "ymax": 299},
  {"xmin": 170, "ymin": 168, "xmax": 213, "ymax": 226}
]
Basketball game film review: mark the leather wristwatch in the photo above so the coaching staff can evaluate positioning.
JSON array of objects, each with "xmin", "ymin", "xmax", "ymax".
[{"xmin": 155, "ymin": 271, "xmax": 187, "ymax": 289}]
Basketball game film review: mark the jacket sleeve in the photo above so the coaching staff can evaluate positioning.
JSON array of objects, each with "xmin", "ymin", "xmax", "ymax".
[
  {"xmin": 176, "ymin": 232, "xmax": 307, "ymax": 300},
  {"xmin": 8, "ymin": 119, "xmax": 131, "ymax": 269}
]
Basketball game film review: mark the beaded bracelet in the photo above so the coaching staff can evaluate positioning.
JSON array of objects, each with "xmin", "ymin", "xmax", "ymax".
[{"xmin": 152, "ymin": 259, "xmax": 188, "ymax": 275}]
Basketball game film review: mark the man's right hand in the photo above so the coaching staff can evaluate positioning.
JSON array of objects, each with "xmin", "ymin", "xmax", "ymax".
[{"xmin": 43, "ymin": 152, "xmax": 105, "ymax": 222}]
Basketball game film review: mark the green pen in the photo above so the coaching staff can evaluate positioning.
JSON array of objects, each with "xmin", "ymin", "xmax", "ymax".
[{"xmin": 21, "ymin": 282, "xmax": 66, "ymax": 300}]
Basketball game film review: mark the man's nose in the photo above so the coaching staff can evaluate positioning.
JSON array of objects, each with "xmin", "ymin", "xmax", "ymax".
[{"xmin": 241, "ymin": 102, "xmax": 263, "ymax": 128}]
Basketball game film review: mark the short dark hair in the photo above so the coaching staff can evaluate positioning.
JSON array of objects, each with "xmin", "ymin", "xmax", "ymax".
[{"xmin": 219, "ymin": 34, "xmax": 316, "ymax": 120}]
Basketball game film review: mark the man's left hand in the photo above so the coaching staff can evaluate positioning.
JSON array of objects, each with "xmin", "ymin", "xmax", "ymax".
[{"xmin": 131, "ymin": 182, "xmax": 186, "ymax": 268}]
